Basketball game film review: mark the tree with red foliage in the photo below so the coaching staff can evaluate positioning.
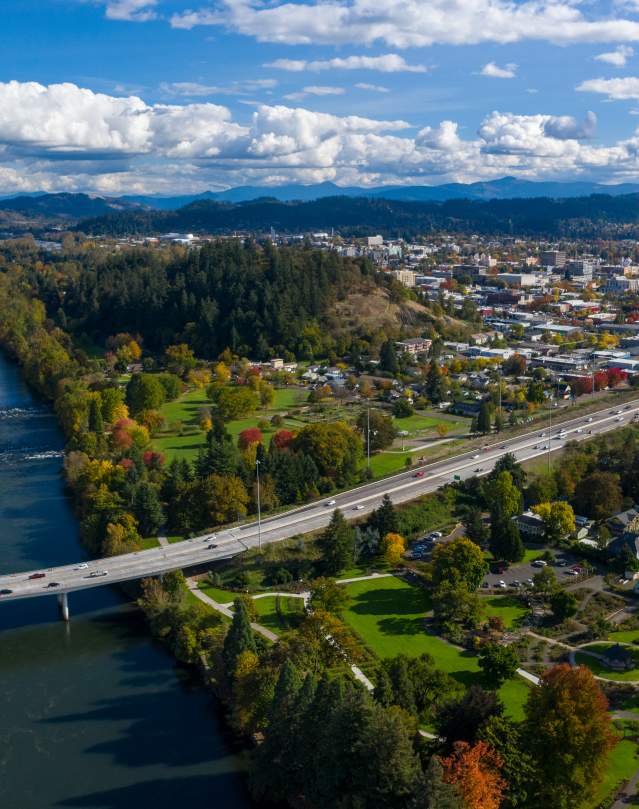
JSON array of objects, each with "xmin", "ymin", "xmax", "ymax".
[
  {"xmin": 441, "ymin": 740, "xmax": 505, "ymax": 809},
  {"xmin": 238, "ymin": 427, "xmax": 263, "ymax": 450},
  {"xmin": 524, "ymin": 664, "xmax": 617, "ymax": 809},
  {"xmin": 142, "ymin": 450, "xmax": 165, "ymax": 469},
  {"xmin": 607, "ymin": 367, "xmax": 627, "ymax": 388},
  {"xmin": 273, "ymin": 429, "xmax": 294, "ymax": 449}
]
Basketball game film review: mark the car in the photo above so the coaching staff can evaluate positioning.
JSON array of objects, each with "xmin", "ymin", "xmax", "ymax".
[
  {"xmin": 612, "ymin": 409, "xmax": 619, "ymax": 415},
  {"xmin": 499, "ymin": 444, "xmax": 506, "ymax": 449},
  {"xmin": 587, "ymin": 417, "xmax": 593, "ymax": 423},
  {"xmin": 482, "ymin": 582, "xmax": 490, "ymax": 589},
  {"xmin": 542, "ymin": 444, "xmax": 549, "ymax": 450},
  {"xmin": 531, "ymin": 559, "xmax": 547, "ymax": 568},
  {"xmin": 206, "ymin": 543, "xmax": 218, "ymax": 549},
  {"xmin": 587, "ymin": 430, "xmax": 592, "ymax": 435},
  {"xmin": 526, "ymin": 578, "xmax": 534, "ymax": 586},
  {"xmin": 474, "ymin": 467, "xmax": 483, "ymax": 473},
  {"xmin": 497, "ymin": 580, "xmax": 507, "ymax": 589},
  {"xmin": 413, "ymin": 471, "xmax": 425, "ymax": 478},
  {"xmin": 556, "ymin": 559, "xmax": 568, "ymax": 567},
  {"xmin": 626, "ymin": 405, "xmax": 632, "ymax": 411},
  {"xmin": 0, "ymin": 588, "xmax": 13, "ymax": 595},
  {"xmin": 430, "ymin": 531, "xmax": 443, "ymax": 539},
  {"xmin": 576, "ymin": 428, "xmax": 583, "ymax": 433},
  {"xmin": 74, "ymin": 562, "xmax": 89, "ymax": 570},
  {"xmin": 326, "ymin": 499, "xmax": 336, "ymax": 506},
  {"xmin": 539, "ymin": 432, "xmax": 546, "ymax": 437},
  {"xmin": 28, "ymin": 572, "xmax": 45, "ymax": 580},
  {"xmin": 412, "ymin": 551, "xmax": 424, "ymax": 559},
  {"xmin": 511, "ymin": 580, "xmax": 521, "ymax": 588},
  {"xmin": 565, "ymin": 569, "xmax": 579, "ymax": 576},
  {"xmin": 473, "ymin": 454, "xmax": 480, "ymax": 459},
  {"xmin": 353, "ymin": 504, "xmax": 364, "ymax": 511},
  {"xmin": 616, "ymin": 417, "xmax": 623, "ymax": 422},
  {"xmin": 46, "ymin": 581, "xmax": 60, "ymax": 588},
  {"xmin": 88, "ymin": 570, "xmax": 108, "ymax": 578}
]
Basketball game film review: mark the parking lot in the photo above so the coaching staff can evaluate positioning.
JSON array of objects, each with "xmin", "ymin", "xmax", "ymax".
[{"xmin": 482, "ymin": 548, "xmax": 582, "ymax": 591}]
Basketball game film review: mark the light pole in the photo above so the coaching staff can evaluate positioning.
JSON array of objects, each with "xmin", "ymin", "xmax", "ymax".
[
  {"xmin": 367, "ymin": 406, "xmax": 371, "ymax": 471},
  {"xmin": 255, "ymin": 458, "xmax": 262, "ymax": 552},
  {"xmin": 547, "ymin": 393, "xmax": 553, "ymax": 473}
]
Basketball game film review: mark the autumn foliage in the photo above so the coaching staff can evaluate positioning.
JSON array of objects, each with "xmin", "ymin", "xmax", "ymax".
[
  {"xmin": 381, "ymin": 532, "xmax": 406, "ymax": 566},
  {"xmin": 441, "ymin": 740, "xmax": 505, "ymax": 809},
  {"xmin": 238, "ymin": 427, "xmax": 263, "ymax": 450},
  {"xmin": 273, "ymin": 429, "xmax": 294, "ymax": 449}
]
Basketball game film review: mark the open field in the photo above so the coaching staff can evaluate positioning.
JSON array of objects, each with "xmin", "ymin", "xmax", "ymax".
[
  {"xmin": 575, "ymin": 644, "xmax": 639, "ymax": 682},
  {"xmin": 253, "ymin": 594, "xmax": 305, "ymax": 633},
  {"xmin": 481, "ymin": 595, "xmax": 529, "ymax": 628},
  {"xmin": 588, "ymin": 738, "xmax": 639, "ymax": 809},
  {"xmin": 341, "ymin": 576, "xmax": 530, "ymax": 717}
]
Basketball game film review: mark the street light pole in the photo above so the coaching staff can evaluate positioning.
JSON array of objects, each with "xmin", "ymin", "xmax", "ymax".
[
  {"xmin": 367, "ymin": 406, "xmax": 371, "ymax": 471},
  {"xmin": 255, "ymin": 458, "xmax": 262, "ymax": 552},
  {"xmin": 548, "ymin": 394, "xmax": 552, "ymax": 473}
]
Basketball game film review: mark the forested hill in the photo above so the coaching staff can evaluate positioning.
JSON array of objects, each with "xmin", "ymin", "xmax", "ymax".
[
  {"xmin": 28, "ymin": 240, "xmax": 447, "ymax": 359},
  {"xmin": 80, "ymin": 192, "xmax": 639, "ymax": 238}
]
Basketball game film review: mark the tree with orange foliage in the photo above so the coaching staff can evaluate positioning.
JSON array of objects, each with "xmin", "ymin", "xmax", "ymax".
[
  {"xmin": 441, "ymin": 740, "xmax": 505, "ymax": 809},
  {"xmin": 523, "ymin": 663, "xmax": 617, "ymax": 809}
]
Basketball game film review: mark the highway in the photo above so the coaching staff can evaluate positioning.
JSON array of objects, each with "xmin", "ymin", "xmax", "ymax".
[{"xmin": 1, "ymin": 398, "xmax": 638, "ymax": 607}]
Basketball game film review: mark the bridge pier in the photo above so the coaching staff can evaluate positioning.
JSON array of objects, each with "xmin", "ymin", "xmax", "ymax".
[{"xmin": 57, "ymin": 591, "xmax": 69, "ymax": 622}]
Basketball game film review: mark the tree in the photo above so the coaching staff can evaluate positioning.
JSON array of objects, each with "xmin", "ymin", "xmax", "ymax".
[
  {"xmin": 88, "ymin": 395, "xmax": 104, "ymax": 433},
  {"xmin": 368, "ymin": 494, "xmax": 398, "ymax": 538},
  {"xmin": 574, "ymin": 471, "xmax": 623, "ymax": 521},
  {"xmin": 392, "ymin": 397, "xmax": 414, "ymax": 418},
  {"xmin": 132, "ymin": 481, "xmax": 164, "ymax": 536},
  {"xmin": 526, "ymin": 379, "xmax": 546, "ymax": 404},
  {"xmin": 164, "ymin": 343, "xmax": 196, "ymax": 376},
  {"xmin": 212, "ymin": 385, "xmax": 259, "ymax": 421},
  {"xmin": 126, "ymin": 373, "xmax": 165, "ymax": 415},
  {"xmin": 478, "ymin": 643, "xmax": 519, "ymax": 687},
  {"xmin": 532, "ymin": 566, "xmax": 557, "ymax": 597},
  {"xmin": 426, "ymin": 362, "xmax": 447, "ymax": 404},
  {"xmin": 532, "ymin": 501, "xmax": 576, "ymax": 543},
  {"xmin": 486, "ymin": 470, "xmax": 523, "ymax": 522},
  {"xmin": 259, "ymin": 382, "xmax": 275, "ymax": 409},
  {"xmin": 489, "ymin": 453, "xmax": 527, "ymax": 491},
  {"xmin": 437, "ymin": 685, "xmax": 503, "ymax": 747},
  {"xmin": 356, "ymin": 409, "xmax": 397, "ymax": 450},
  {"xmin": 436, "ymin": 423, "xmax": 450, "ymax": 439},
  {"xmin": 238, "ymin": 427, "xmax": 263, "ymax": 450},
  {"xmin": 503, "ymin": 354, "xmax": 526, "ymax": 376},
  {"xmin": 490, "ymin": 516, "xmax": 524, "ymax": 563},
  {"xmin": 441, "ymin": 741, "xmax": 505, "ymax": 809},
  {"xmin": 380, "ymin": 339, "xmax": 399, "ymax": 374},
  {"xmin": 309, "ymin": 577, "xmax": 350, "ymax": 614},
  {"xmin": 424, "ymin": 756, "xmax": 463, "ymax": 809},
  {"xmin": 550, "ymin": 590, "xmax": 578, "ymax": 622},
  {"xmin": 381, "ymin": 532, "xmax": 406, "ymax": 565},
  {"xmin": 201, "ymin": 474, "xmax": 249, "ymax": 526},
  {"xmin": 432, "ymin": 536, "xmax": 488, "ymax": 591},
  {"xmin": 293, "ymin": 422, "xmax": 361, "ymax": 485},
  {"xmin": 479, "ymin": 715, "xmax": 534, "ymax": 809},
  {"xmin": 464, "ymin": 507, "xmax": 488, "ymax": 546},
  {"xmin": 318, "ymin": 509, "xmax": 355, "ymax": 575},
  {"xmin": 477, "ymin": 401, "xmax": 492, "ymax": 434},
  {"xmin": 524, "ymin": 664, "xmax": 617, "ymax": 809},
  {"xmin": 223, "ymin": 598, "xmax": 257, "ymax": 677}
]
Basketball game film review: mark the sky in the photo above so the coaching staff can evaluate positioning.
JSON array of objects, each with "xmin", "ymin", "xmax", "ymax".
[{"xmin": 6, "ymin": 1, "xmax": 639, "ymax": 193}]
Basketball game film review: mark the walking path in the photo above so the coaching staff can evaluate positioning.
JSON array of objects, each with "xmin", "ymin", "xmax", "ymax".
[
  {"xmin": 157, "ymin": 531, "xmax": 169, "ymax": 548},
  {"xmin": 187, "ymin": 579, "xmax": 279, "ymax": 642},
  {"xmin": 336, "ymin": 572, "xmax": 394, "ymax": 585}
]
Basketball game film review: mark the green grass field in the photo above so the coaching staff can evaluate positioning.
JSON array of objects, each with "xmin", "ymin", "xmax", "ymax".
[
  {"xmin": 575, "ymin": 645, "xmax": 639, "ymax": 681},
  {"xmin": 607, "ymin": 628, "xmax": 639, "ymax": 645},
  {"xmin": 198, "ymin": 582, "xmax": 242, "ymax": 604},
  {"xmin": 253, "ymin": 594, "xmax": 305, "ymax": 633},
  {"xmin": 587, "ymin": 739, "xmax": 639, "ymax": 808},
  {"xmin": 341, "ymin": 576, "xmax": 530, "ymax": 717},
  {"xmin": 481, "ymin": 595, "xmax": 529, "ymax": 628}
]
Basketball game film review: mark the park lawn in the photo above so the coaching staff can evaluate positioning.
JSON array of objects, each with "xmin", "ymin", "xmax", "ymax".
[
  {"xmin": 160, "ymin": 388, "xmax": 209, "ymax": 426},
  {"xmin": 199, "ymin": 582, "xmax": 241, "ymax": 604},
  {"xmin": 394, "ymin": 413, "xmax": 450, "ymax": 434},
  {"xmin": 253, "ymin": 595, "xmax": 305, "ymax": 633},
  {"xmin": 481, "ymin": 595, "xmax": 529, "ymax": 628},
  {"xmin": 153, "ymin": 430, "xmax": 207, "ymax": 462},
  {"xmin": 270, "ymin": 387, "xmax": 305, "ymax": 410},
  {"xmin": 587, "ymin": 739, "xmax": 639, "ymax": 809},
  {"xmin": 608, "ymin": 628, "xmax": 639, "ymax": 645},
  {"xmin": 140, "ymin": 536, "xmax": 160, "ymax": 550},
  {"xmin": 342, "ymin": 576, "xmax": 529, "ymax": 717},
  {"xmin": 575, "ymin": 645, "xmax": 639, "ymax": 682},
  {"xmin": 369, "ymin": 449, "xmax": 422, "ymax": 478}
]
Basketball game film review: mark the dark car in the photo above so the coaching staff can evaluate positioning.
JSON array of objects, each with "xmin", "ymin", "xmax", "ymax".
[
  {"xmin": 28, "ymin": 572, "xmax": 45, "ymax": 580},
  {"xmin": 0, "ymin": 588, "xmax": 13, "ymax": 595},
  {"xmin": 46, "ymin": 581, "xmax": 60, "ymax": 588},
  {"xmin": 207, "ymin": 543, "xmax": 218, "ymax": 550}
]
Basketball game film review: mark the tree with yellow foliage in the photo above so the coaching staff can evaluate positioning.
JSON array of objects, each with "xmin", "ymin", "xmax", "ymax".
[{"xmin": 381, "ymin": 532, "xmax": 406, "ymax": 566}]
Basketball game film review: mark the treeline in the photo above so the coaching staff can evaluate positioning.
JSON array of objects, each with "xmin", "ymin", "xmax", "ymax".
[
  {"xmin": 80, "ymin": 192, "xmax": 639, "ymax": 238},
  {"xmin": 23, "ymin": 240, "xmax": 380, "ymax": 359}
]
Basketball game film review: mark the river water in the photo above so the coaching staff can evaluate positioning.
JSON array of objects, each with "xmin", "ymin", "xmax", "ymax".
[{"xmin": 0, "ymin": 355, "xmax": 255, "ymax": 809}]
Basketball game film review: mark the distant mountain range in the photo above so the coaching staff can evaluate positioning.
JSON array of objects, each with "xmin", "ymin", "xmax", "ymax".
[{"xmin": 3, "ymin": 177, "xmax": 639, "ymax": 224}]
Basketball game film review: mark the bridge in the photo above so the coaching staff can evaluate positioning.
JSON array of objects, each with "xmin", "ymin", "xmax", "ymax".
[{"xmin": 2, "ymin": 398, "xmax": 638, "ymax": 620}]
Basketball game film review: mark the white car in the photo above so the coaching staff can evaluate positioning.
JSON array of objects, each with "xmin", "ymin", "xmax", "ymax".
[
  {"xmin": 473, "ymin": 454, "xmax": 480, "ymax": 459},
  {"xmin": 353, "ymin": 504, "xmax": 364, "ymax": 511},
  {"xmin": 576, "ymin": 428, "xmax": 583, "ymax": 433},
  {"xmin": 74, "ymin": 563, "xmax": 89, "ymax": 570},
  {"xmin": 531, "ymin": 559, "xmax": 547, "ymax": 568},
  {"xmin": 497, "ymin": 580, "xmax": 507, "ymax": 589},
  {"xmin": 587, "ymin": 417, "xmax": 593, "ymax": 423},
  {"xmin": 88, "ymin": 570, "xmax": 108, "ymax": 578},
  {"xmin": 616, "ymin": 417, "xmax": 623, "ymax": 422},
  {"xmin": 430, "ymin": 531, "xmax": 443, "ymax": 539},
  {"xmin": 326, "ymin": 499, "xmax": 336, "ymax": 506}
]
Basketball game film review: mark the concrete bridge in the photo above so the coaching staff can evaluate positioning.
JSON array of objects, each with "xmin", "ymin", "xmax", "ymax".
[{"xmin": 2, "ymin": 398, "xmax": 638, "ymax": 620}]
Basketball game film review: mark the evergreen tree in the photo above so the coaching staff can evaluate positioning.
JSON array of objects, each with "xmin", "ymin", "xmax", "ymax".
[
  {"xmin": 223, "ymin": 598, "xmax": 257, "ymax": 677},
  {"xmin": 425, "ymin": 756, "xmax": 464, "ymax": 809},
  {"xmin": 464, "ymin": 506, "xmax": 488, "ymax": 546},
  {"xmin": 132, "ymin": 481, "xmax": 164, "ymax": 536},
  {"xmin": 369, "ymin": 493, "xmax": 398, "ymax": 538},
  {"xmin": 88, "ymin": 396, "xmax": 104, "ymax": 433},
  {"xmin": 318, "ymin": 509, "xmax": 355, "ymax": 575},
  {"xmin": 380, "ymin": 339, "xmax": 399, "ymax": 375},
  {"xmin": 489, "ymin": 517, "xmax": 525, "ymax": 563},
  {"xmin": 477, "ymin": 401, "xmax": 492, "ymax": 434},
  {"xmin": 425, "ymin": 361, "xmax": 446, "ymax": 404}
]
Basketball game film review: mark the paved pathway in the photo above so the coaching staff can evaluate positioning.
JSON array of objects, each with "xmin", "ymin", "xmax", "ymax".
[
  {"xmin": 516, "ymin": 667, "xmax": 540, "ymax": 685},
  {"xmin": 157, "ymin": 531, "xmax": 169, "ymax": 548},
  {"xmin": 336, "ymin": 572, "xmax": 394, "ymax": 585},
  {"xmin": 611, "ymin": 766, "xmax": 639, "ymax": 809},
  {"xmin": 187, "ymin": 579, "xmax": 279, "ymax": 642}
]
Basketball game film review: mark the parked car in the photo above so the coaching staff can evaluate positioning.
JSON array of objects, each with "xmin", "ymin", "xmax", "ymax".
[
  {"xmin": 531, "ymin": 559, "xmax": 547, "ymax": 568},
  {"xmin": 497, "ymin": 580, "xmax": 507, "ymax": 589}
]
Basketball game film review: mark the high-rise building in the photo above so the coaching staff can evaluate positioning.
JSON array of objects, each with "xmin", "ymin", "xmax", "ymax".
[{"xmin": 540, "ymin": 250, "xmax": 566, "ymax": 268}]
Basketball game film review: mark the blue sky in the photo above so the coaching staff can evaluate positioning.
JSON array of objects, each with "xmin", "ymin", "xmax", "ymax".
[{"xmin": 4, "ymin": 0, "xmax": 639, "ymax": 192}]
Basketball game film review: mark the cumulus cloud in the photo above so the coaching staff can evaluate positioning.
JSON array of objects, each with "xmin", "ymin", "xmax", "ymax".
[
  {"xmin": 577, "ymin": 76, "xmax": 639, "ymax": 100},
  {"xmin": 265, "ymin": 54, "xmax": 427, "ymax": 73},
  {"xmin": 104, "ymin": 0, "xmax": 158, "ymax": 21},
  {"xmin": 480, "ymin": 62, "xmax": 517, "ymax": 78},
  {"xmin": 170, "ymin": 0, "xmax": 639, "ymax": 48},
  {"xmin": 595, "ymin": 45, "xmax": 634, "ymax": 67},
  {"xmin": 355, "ymin": 83, "xmax": 390, "ymax": 93},
  {"xmin": 5, "ymin": 79, "xmax": 639, "ymax": 193}
]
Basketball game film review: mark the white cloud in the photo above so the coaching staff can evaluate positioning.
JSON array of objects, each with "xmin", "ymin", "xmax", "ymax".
[
  {"xmin": 160, "ymin": 79, "xmax": 277, "ymax": 97},
  {"xmin": 595, "ymin": 45, "xmax": 634, "ymax": 67},
  {"xmin": 170, "ymin": 0, "xmax": 639, "ymax": 48},
  {"xmin": 284, "ymin": 86, "xmax": 346, "ymax": 101},
  {"xmin": 355, "ymin": 83, "xmax": 390, "ymax": 93},
  {"xmin": 577, "ymin": 76, "xmax": 639, "ymax": 100},
  {"xmin": 5, "ymin": 80, "xmax": 639, "ymax": 193},
  {"xmin": 480, "ymin": 62, "xmax": 517, "ymax": 79},
  {"xmin": 105, "ymin": 0, "xmax": 158, "ymax": 21},
  {"xmin": 265, "ymin": 54, "xmax": 427, "ymax": 73}
]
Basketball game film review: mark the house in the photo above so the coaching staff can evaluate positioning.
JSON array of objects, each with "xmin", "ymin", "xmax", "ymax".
[
  {"xmin": 513, "ymin": 510, "xmax": 545, "ymax": 539},
  {"xmin": 607, "ymin": 508, "xmax": 639, "ymax": 537},
  {"xmin": 396, "ymin": 337, "xmax": 432, "ymax": 356},
  {"xmin": 449, "ymin": 401, "xmax": 482, "ymax": 417}
]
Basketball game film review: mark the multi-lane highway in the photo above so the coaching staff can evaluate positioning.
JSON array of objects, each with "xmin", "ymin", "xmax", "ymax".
[{"xmin": 2, "ymin": 398, "xmax": 639, "ymax": 609}]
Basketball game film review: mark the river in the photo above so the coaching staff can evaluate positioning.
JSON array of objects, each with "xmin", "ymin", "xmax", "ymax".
[{"xmin": 0, "ymin": 354, "xmax": 255, "ymax": 809}]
